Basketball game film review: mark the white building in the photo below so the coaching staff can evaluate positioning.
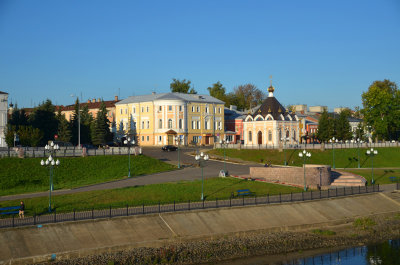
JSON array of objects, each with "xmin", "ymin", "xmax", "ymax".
[{"xmin": 0, "ymin": 91, "xmax": 9, "ymax": 147}]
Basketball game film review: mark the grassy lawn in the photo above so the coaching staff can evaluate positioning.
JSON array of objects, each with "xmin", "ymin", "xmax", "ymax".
[
  {"xmin": 210, "ymin": 147, "xmax": 400, "ymax": 169},
  {"xmin": 345, "ymin": 168, "xmax": 400, "ymax": 185},
  {"xmin": 0, "ymin": 177, "xmax": 302, "ymax": 216},
  {"xmin": 0, "ymin": 155, "xmax": 176, "ymax": 196}
]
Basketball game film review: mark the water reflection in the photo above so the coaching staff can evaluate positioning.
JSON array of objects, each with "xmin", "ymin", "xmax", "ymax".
[{"xmin": 209, "ymin": 239, "xmax": 400, "ymax": 265}]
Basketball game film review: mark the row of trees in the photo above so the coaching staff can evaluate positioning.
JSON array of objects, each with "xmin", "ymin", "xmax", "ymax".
[
  {"xmin": 316, "ymin": 109, "xmax": 360, "ymax": 142},
  {"xmin": 6, "ymin": 99, "xmax": 113, "ymax": 147}
]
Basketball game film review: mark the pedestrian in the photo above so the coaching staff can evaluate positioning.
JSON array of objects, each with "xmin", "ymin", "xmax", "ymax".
[{"xmin": 19, "ymin": 201, "xmax": 25, "ymax": 219}]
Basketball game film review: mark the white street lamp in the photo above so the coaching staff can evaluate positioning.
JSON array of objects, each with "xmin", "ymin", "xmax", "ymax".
[
  {"xmin": 298, "ymin": 150, "xmax": 311, "ymax": 191},
  {"xmin": 40, "ymin": 141, "xmax": 60, "ymax": 212},
  {"xmin": 196, "ymin": 152, "xmax": 209, "ymax": 200},
  {"xmin": 124, "ymin": 137, "xmax": 135, "ymax": 178}
]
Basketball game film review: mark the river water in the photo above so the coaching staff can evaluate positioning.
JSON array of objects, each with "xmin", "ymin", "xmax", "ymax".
[{"xmin": 208, "ymin": 239, "xmax": 400, "ymax": 265}]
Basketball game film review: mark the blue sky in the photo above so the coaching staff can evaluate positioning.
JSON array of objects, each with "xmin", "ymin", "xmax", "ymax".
[{"xmin": 1, "ymin": 0, "xmax": 399, "ymax": 110}]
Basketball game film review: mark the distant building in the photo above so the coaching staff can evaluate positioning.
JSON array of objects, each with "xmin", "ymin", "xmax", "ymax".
[
  {"xmin": 0, "ymin": 91, "xmax": 9, "ymax": 147},
  {"xmin": 334, "ymin": 107, "xmax": 349, "ymax": 114},
  {"xmin": 309, "ymin": 106, "xmax": 327, "ymax": 113},
  {"xmin": 115, "ymin": 92, "xmax": 224, "ymax": 146},
  {"xmin": 224, "ymin": 105, "xmax": 246, "ymax": 143},
  {"xmin": 294, "ymin": 104, "xmax": 308, "ymax": 113},
  {"xmin": 243, "ymin": 84, "xmax": 300, "ymax": 147}
]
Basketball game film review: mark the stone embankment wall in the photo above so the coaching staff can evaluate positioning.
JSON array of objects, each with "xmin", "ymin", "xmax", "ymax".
[{"xmin": 250, "ymin": 164, "xmax": 332, "ymax": 189}]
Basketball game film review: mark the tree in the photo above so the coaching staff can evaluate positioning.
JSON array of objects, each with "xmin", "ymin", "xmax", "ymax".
[
  {"xmin": 70, "ymin": 99, "xmax": 80, "ymax": 145},
  {"xmin": 207, "ymin": 82, "xmax": 227, "ymax": 104},
  {"xmin": 170, "ymin": 78, "xmax": 197, "ymax": 94},
  {"xmin": 29, "ymin": 99, "xmax": 58, "ymax": 146},
  {"xmin": 228, "ymin": 84, "xmax": 265, "ymax": 110},
  {"xmin": 80, "ymin": 104, "xmax": 93, "ymax": 144},
  {"xmin": 361, "ymin": 79, "xmax": 400, "ymax": 141},
  {"xmin": 317, "ymin": 110, "xmax": 334, "ymax": 142},
  {"xmin": 335, "ymin": 109, "xmax": 352, "ymax": 141},
  {"xmin": 91, "ymin": 101, "xmax": 112, "ymax": 146},
  {"xmin": 57, "ymin": 114, "xmax": 72, "ymax": 143}
]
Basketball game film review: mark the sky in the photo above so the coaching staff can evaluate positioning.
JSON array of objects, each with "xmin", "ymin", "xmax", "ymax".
[{"xmin": 1, "ymin": 0, "xmax": 399, "ymax": 110}]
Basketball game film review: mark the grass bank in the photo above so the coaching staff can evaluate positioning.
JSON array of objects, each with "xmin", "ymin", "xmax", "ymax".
[
  {"xmin": 210, "ymin": 147, "xmax": 400, "ymax": 168},
  {"xmin": 0, "ymin": 177, "xmax": 301, "ymax": 215},
  {"xmin": 0, "ymin": 155, "xmax": 176, "ymax": 196},
  {"xmin": 345, "ymin": 168, "xmax": 400, "ymax": 184}
]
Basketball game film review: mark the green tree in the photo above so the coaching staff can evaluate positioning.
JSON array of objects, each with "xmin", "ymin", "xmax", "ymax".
[
  {"xmin": 70, "ymin": 99, "xmax": 80, "ymax": 145},
  {"xmin": 361, "ymin": 79, "xmax": 400, "ymax": 140},
  {"xmin": 29, "ymin": 99, "xmax": 58, "ymax": 146},
  {"xmin": 57, "ymin": 114, "xmax": 72, "ymax": 143},
  {"xmin": 91, "ymin": 101, "xmax": 112, "ymax": 146},
  {"xmin": 9, "ymin": 107, "xmax": 29, "ymax": 129},
  {"xmin": 335, "ymin": 109, "xmax": 352, "ymax": 141},
  {"xmin": 228, "ymin": 84, "xmax": 265, "ymax": 110},
  {"xmin": 207, "ymin": 82, "xmax": 227, "ymax": 104},
  {"xmin": 170, "ymin": 78, "xmax": 197, "ymax": 94},
  {"xmin": 18, "ymin": 126, "xmax": 43, "ymax": 147},
  {"xmin": 317, "ymin": 110, "xmax": 334, "ymax": 142},
  {"xmin": 80, "ymin": 104, "xmax": 93, "ymax": 144}
]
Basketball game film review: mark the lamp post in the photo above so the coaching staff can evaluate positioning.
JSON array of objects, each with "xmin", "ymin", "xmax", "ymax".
[
  {"xmin": 71, "ymin": 94, "xmax": 81, "ymax": 148},
  {"xmin": 195, "ymin": 152, "xmax": 209, "ymax": 201},
  {"xmin": 219, "ymin": 139, "xmax": 229, "ymax": 174},
  {"xmin": 351, "ymin": 138, "xmax": 363, "ymax": 168},
  {"xmin": 40, "ymin": 141, "xmax": 60, "ymax": 212},
  {"xmin": 298, "ymin": 150, "xmax": 311, "ymax": 191},
  {"xmin": 329, "ymin": 137, "xmax": 338, "ymax": 169},
  {"xmin": 124, "ymin": 137, "xmax": 135, "ymax": 178},
  {"xmin": 175, "ymin": 136, "xmax": 183, "ymax": 168},
  {"xmin": 366, "ymin": 148, "xmax": 378, "ymax": 185},
  {"xmin": 281, "ymin": 136, "xmax": 290, "ymax": 166}
]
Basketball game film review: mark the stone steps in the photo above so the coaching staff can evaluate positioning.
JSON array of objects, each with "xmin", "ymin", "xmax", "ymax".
[{"xmin": 331, "ymin": 174, "xmax": 366, "ymax": 187}]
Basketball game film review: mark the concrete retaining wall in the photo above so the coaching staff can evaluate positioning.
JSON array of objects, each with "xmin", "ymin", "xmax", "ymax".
[{"xmin": 250, "ymin": 165, "xmax": 332, "ymax": 188}]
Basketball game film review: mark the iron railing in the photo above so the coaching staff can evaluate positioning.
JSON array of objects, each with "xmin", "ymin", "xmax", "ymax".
[{"xmin": 0, "ymin": 185, "xmax": 382, "ymax": 229}]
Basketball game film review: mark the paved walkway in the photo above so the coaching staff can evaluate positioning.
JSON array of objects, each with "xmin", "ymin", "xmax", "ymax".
[{"xmin": 0, "ymin": 147, "xmax": 260, "ymax": 202}]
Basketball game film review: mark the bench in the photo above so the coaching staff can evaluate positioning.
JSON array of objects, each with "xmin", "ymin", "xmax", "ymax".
[
  {"xmin": 237, "ymin": 189, "xmax": 253, "ymax": 197},
  {"xmin": 0, "ymin": 206, "xmax": 20, "ymax": 215},
  {"xmin": 389, "ymin": 176, "xmax": 399, "ymax": 183}
]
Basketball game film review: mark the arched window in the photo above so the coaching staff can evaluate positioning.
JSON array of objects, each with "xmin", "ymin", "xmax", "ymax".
[
  {"xmin": 159, "ymin": 119, "xmax": 162, "ymax": 129},
  {"xmin": 293, "ymin": 130, "xmax": 296, "ymax": 140},
  {"xmin": 168, "ymin": 119, "xmax": 173, "ymax": 129},
  {"xmin": 141, "ymin": 121, "xmax": 144, "ymax": 129},
  {"xmin": 146, "ymin": 121, "xmax": 150, "ymax": 129},
  {"xmin": 248, "ymin": 131, "xmax": 252, "ymax": 142},
  {"xmin": 268, "ymin": 130, "xmax": 272, "ymax": 141}
]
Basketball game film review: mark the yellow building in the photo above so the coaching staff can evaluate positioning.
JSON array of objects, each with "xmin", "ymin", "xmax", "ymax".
[{"xmin": 115, "ymin": 92, "xmax": 225, "ymax": 146}]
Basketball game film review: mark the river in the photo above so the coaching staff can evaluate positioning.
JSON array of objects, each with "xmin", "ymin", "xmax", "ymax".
[{"xmin": 206, "ymin": 239, "xmax": 400, "ymax": 265}]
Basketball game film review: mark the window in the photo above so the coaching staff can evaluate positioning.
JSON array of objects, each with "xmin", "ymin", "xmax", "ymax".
[
  {"xmin": 205, "ymin": 106, "xmax": 209, "ymax": 113},
  {"xmin": 141, "ymin": 107, "xmax": 144, "ymax": 112},
  {"xmin": 193, "ymin": 136, "xmax": 199, "ymax": 143},
  {"xmin": 192, "ymin": 121, "xmax": 196, "ymax": 129},
  {"xmin": 268, "ymin": 130, "xmax": 272, "ymax": 141},
  {"xmin": 146, "ymin": 106, "xmax": 149, "ymax": 112},
  {"xmin": 133, "ymin": 107, "xmax": 136, "ymax": 113},
  {"xmin": 168, "ymin": 119, "xmax": 173, "ymax": 129},
  {"xmin": 279, "ymin": 129, "xmax": 282, "ymax": 140},
  {"xmin": 146, "ymin": 121, "xmax": 150, "ymax": 129},
  {"xmin": 179, "ymin": 119, "xmax": 182, "ymax": 129},
  {"xmin": 214, "ymin": 107, "xmax": 217, "ymax": 113},
  {"xmin": 141, "ymin": 121, "xmax": 144, "ymax": 129},
  {"xmin": 159, "ymin": 136, "xmax": 162, "ymax": 142},
  {"xmin": 226, "ymin": 135, "xmax": 233, "ymax": 142},
  {"xmin": 159, "ymin": 119, "xmax": 162, "ymax": 129},
  {"xmin": 197, "ymin": 121, "xmax": 201, "ymax": 129},
  {"xmin": 141, "ymin": 136, "xmax": 144, "ymax": 141},
  {"xmin": 205, "ymin": 120, "xmax": 208, "ymax": 130},
  {"xmin": 218, "ymin": 108, "xmax": 221, "ymax": 113},
  {"xmin": 219, "ymin": 122, "xmax": 222, "ymax": 130},
  {"xmin": 168, "ymin": 106, "xmax": 172, "ymax": 111},
  {"xmin": 293, "ymin": 130, "xmax": 296, "ymax": 140},
  {"xmin": 159, "ymin": 106, "xmax": 162, "ymax": 111},
  {"xmin": 192, "ymin": 106, "xmax": 194, "ymax": 112},
  {"xmin": 215, "ymin": 121, "xmax": 218, "ymax": 130},
  {"xmin": 125, "ymin": 109, "xmax": 127, "ymax": 114},
  {"xmin": 120, "ymin": 109, "xmax": 122, "ymax": 114},
  {"xmin": 179, "ymin": 106, "xmax": 182, "ymax": 111},
  {"xmin": 249, "ymin": 131, "xmax": 252, "ymax": 142},
  {"xmin": 197, "ymin": 106, "xmax": 200, "ymax": 112},
  {"xmin": 147, "ymin": 136, "xmax": 149, "ymax": 141}
]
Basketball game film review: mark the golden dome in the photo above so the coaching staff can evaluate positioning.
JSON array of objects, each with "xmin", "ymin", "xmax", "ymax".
[{"xmin": 268, "ymin": 85, "xmax": 275, "ymax": 93}]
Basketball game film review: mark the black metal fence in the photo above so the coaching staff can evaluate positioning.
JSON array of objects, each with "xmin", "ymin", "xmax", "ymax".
[{"xmin": 0, "ymin": 185, "xmax": 382, "ymax": 229}]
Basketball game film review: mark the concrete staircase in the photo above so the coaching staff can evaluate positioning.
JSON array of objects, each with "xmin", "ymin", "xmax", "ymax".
[{"xmin": 330, "ymin": 171, "xmax": 367, "ymax": 187}]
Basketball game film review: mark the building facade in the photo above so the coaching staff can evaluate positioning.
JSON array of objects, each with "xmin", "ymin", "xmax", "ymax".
[
  {"xmin": 0, "ymin": 91, "xmax": 8, "ymax": 147},
  {"xmin": 115, "ymin": 92, "xmax": 224, "ymax": 146},
  {"xmin": 243, "ymin": 85, "xmax": 300, "ymax": 147}
]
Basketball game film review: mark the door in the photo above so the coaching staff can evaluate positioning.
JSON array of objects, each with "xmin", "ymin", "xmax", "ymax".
[
  {"xmin": 168, "ymin": 135, "xmax": 173, "ymax": 145},
  {"xmin": 257, "ymin": 131, "xmax": 262, "ymax": 145}
]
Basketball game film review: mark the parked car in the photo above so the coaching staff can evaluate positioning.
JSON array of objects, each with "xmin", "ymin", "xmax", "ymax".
[{"xmin": 162, "ymin": 145, "xmax": 178, "ymax": 151}]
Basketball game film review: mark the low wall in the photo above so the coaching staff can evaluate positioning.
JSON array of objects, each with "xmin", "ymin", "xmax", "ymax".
[{"xmin": 250, "ymin": 165, "xmax": 332, "ymax": 189}]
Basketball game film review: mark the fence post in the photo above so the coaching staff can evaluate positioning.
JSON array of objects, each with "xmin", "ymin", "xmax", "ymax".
[
  {"xmin": 242, "ymin": 196, "xmax": 245, "ymax": 206},
  {"xmin": 34, "ymin": 212, "xmax": 36, "ymax": 225},
  {"xmin": 126, "ymin": 204, "xmax": 128, "ymax": 216},
  {"xmin": 92, "ymin": 208, "xmax": 94, "ymax": 219},
  {"xmin": 188, "ymin": 200, "xmax": 191, "ymax": 210},
  {"xmin": 109, "ymin": 206, "xmax": 112, "ymax": 218},
  {"xmin": 267, "ymin": 193, "xmax": 270, "ymax": 204},
  {"xmin": 12, "ymin": 215, "xmax": 14, "ymax": 227},
  {"xmin": 142, "ymin": 203, "xmax": 144, "ymax": 214},
  {"xmin": 302, "ymin": 191, "xmax": 304, "ymax": 201},
  {"xmin": 255, "ymin": 195, "xmax": 257, "ymax": 205},
  {"xmin": 279, "ymin": 193, "xmax": 281, "ymax": 203},
  {"xmin": 54, "ymin": 208, "xmax": 56, "ymax": 223},
  {"xmin": 74, "ymin": 209, "xmax": 76, "ymax": 221},
  {"xmin": 158, "ymin": 201, "xmax": 161, "ymax": 213}
]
